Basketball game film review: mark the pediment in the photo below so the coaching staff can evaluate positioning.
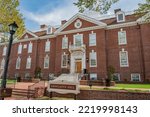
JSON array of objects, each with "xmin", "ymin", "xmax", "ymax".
[
  {"xmin": 20, "ymin": 30, "xmax": 38, "ymax": 40},
  {"xmin": 55, "ymin": 13, "xmax": 107, "ymax": 33}
]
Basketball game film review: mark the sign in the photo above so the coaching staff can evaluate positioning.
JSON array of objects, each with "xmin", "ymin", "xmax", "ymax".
[
  {"xmin": 50, "ymin": 84, "xmax": 76, "ymax": 90},
  {"xmin": 0, "ymin": 88, "xmax": 12, "ymax": 98}
]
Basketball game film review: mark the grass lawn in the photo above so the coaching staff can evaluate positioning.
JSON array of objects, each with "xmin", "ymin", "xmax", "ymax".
[
  {"xmin": 115, "ymin": 84, "xmax": 150, "ymax": 89},
  {"xmin": 0, "ymin": 79, "xmax": 16, "ymax": 84}
]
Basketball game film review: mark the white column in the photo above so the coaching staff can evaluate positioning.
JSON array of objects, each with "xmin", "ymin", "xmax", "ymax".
[
  {"xmin": 82, "ymin": 52, "xmax": 86, "ymax": 70},
  {"xmin": 70, "ymin": 54, "xmax": 75, "ymax": 73}
]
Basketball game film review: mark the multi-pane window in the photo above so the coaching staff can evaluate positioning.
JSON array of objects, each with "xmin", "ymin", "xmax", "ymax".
[
  {"xmin": 28, "ymin": 42, "xmax": 33, "ymax": 53},
  {"xmin": 131, "ymin": 74, "xmax": 140, "ymax": 82},
  {"xmin": 26, "ymin": 56, "xmax": 31, "ymax": 69},
  {"xmin": 113, "ymin": 73, "xmax": 120, "ymax": 81},
  {"xmin": 3, "ymin": 46, "xmax": 7, "ymax": 56},
  {"xmin": 118, "ymin": 30, "xmax": 127, "ymax": 45},
  {"xmin": 62, "ymin": 35, "xmax": 68, "ymax": 49},
  {"xmin": 117, "ymin": 12, "xmax": 125, "ymax": 22},
  {"xmin": 61, "ymin": 53, "xmax": 68, "ymax": 68},
  {"xmin": 119, "ymin": 49, "xmax": 129, "ymax": 67},
  {"xmin": 16, "ymin": 57, "xmax": 21, "ymax": 69},
  {"xmin": 90, "ymin": 73, "xmax": 97, "ymax": 80},
  {"xmin": 90, "ymin": 50, "xmax": 97, "ymax": 67},
  {"xmin": 45, "ymin": 40, "xmax": 50, "ymax": 52},
  {"xmin": 74, "ymin": 34, "xmax": 83, "ymax": 46},
  {"xmin": 18, "ymin": 43, "xmax": 22, "ymax": 54},
  {"xmin": 89, "ymin": 32, "xmax": 96, "ymax": 46},
  {"xmin": 0, "ymin": 58, "xmax": 5, "ymax": 69},
  {"xmin": 47, "ymin": 27, "xmax": 52, "ymax": 34},
  {"xmin": 44, "ymin": 55, "xmax": 49, "ymax": 69}
]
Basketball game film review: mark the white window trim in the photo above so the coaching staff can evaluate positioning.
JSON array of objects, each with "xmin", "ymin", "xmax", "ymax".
[
  {"xmin": 119, "ymin": 49, "xmax": 129, "ymax": 67},
  {"xmin": 116, "ymin": 11, "xmax": 125, "ymax": 22},
  {"xmin": 62, "ymin": 35, "xmax": 68, "ymax": 49},
  {"xmin": 90, "ymin": 73, "xmax": 97, "ymax": 80},
  {"xmin": 3, "ymin": 46, "xmax": 7, "ymax": 56},
  {"xmin": 45, "ymin": 40, "xmax": 50, "ymax": 52},
  {"xmin": 47, "ymin": 26, "xmax": 52, "ymax": 34},
  {"xmin": 131, "ymin": 73, "xmax": 141, "ymax": 82},
  {"xmin": 90, "ymin": 50, "xmax": 97, "ymax": 67},
  {"xmin": 26, "ymin": 56, "xmax": 31, "ymax": 69},
  {"xmin": 89, "ymin": 31, "xmax": 96, "ymax": 46},
  {"xmin": 73, "ymin": 33, "xmax": 83, "ymax": 46},
  {"xmin": 44, "ymin": 55, "xmax": 49, "ymax": 69},
  {"xmin": 113, "ymin": 73, "xmax": 121, "ymax": 81},
  {"xmin": 16, "ymin": 57, "xmax": 21, "ymax": 69},
  {"xmin": 28, "ymin": 42, "xmax": 33, "ymax": 53},
  {"xmin": 18, "ymin": 43, "xmax": 22, "ymax": 54},
  {"xmin": 118, "ymin": 29, "xmax": 127, "ymax": 45},
  {"xmin": 61, "ymin": 53, "xmax": 68, "ymax": 68},
  {"xmin": 0, "ymin": 58, "xmax": 5, "ymax": 69}
]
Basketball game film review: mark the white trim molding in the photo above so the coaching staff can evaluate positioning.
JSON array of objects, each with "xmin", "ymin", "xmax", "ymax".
[{"xmin": 55, "ymin": 13, "xmax": 107, "ymax": 34}]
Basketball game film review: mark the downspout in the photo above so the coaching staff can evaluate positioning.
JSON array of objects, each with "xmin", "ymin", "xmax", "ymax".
[{"xmin": 137, "ymin": 23, "xmax": 146, "ymax": 82}]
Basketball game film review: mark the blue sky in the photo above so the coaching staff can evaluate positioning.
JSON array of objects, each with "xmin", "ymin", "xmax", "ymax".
[{"xmin": 19, "ymin": 0, "xmax": 145, "ymax": 31}]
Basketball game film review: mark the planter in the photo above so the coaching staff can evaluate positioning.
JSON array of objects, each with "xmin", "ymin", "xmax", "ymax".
[{"xmin": 0, "ymin": 88, "xmax": 12, "ymax": 98}]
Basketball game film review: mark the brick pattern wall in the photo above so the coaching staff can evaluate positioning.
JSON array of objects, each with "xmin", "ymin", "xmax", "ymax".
[{"xmin": 45, "ymin": 89, "xmax": 150, "ymax": 100}]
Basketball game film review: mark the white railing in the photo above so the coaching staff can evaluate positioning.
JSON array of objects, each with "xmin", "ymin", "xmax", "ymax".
[{"xmin": 69, "ymin": 44, "xmax": 86, "ymax": 52}]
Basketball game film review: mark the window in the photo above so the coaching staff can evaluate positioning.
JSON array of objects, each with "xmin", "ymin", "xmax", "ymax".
[
  {"xmin": 25, "ymin": 73, "xmax": 30, "ymax": 79},
  {"xmin": 118, "ymin": 29, "xmax": 127, "ymax": 45},
  {"xmin": 119, "ymin": 49, "xmax": 129, "ymax": 67},
  {"xmin": 0, "ymin": 58, "xmax": 5, "ymax": 69},
  {"xmin": 45, "ymin": 40, "xmax": 50, "ymax": 52},
  {"xmin": 117, "ymin": 12, "xmax": 125, "ymax": 22},
  {"xmin": 113, "ymin": 73, "xmax": 120, "ymax": 81},
  {"xmin": 89, "ymin": 32, "xmax": 96, "ymax": 46},
  {"xmin": 26, "ymin": 56, "xmax": 31, "ymax": 69},
  {"xmin": 28, "ymin": 42, "xmax": 33, "ymax": 53},
  {"xmin": 74, "ymin": 34, "xmax": 83, "ymax": 46},
  {"xmin": 90, "ymin": 73, "xmax": 97, "ymax": 80},
  {"xmin": 47, "ymin": 27, "xmax": 52, "ymax": 34},
  {"xmin": 90, "ymin": 50, "xmax": 97, "ymax": 67},
  {"xmin": 62, "ymin": 35, "xmax": 68, "ymax": 49},
  {"xmin": 16, "ymin": 57, "xmax": 21, "ymax": 69},
  {"xmin": 44, "ymin": 55, "xmax": 49, "ymax": 69},
  {"xmin": 24, "ymin": 34, "xmax": 28, "ymax": 39},
  {"xmin": 61, "ymin": 53, "xmax": 68, "ymax": 68},
  {"xmin": 3, "ymin": 46, "xmax": 7, "ymax": 56},
  {"xmin": 131, "ymin": 74, "xmax": 141, "ymax": 82},
  {"xmin": 18, "ymin": 43, "xmax": 22, "ymax": 54}
]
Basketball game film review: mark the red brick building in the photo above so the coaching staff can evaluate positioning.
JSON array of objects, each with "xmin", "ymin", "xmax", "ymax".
[{"xmin": 0, "ymin": 9, "xmax": 150, "ymax": 82}]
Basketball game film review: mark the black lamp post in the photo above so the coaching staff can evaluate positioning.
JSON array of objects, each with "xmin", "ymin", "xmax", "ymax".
[{"xmin": 1, "ymin": 21, "xmax": 18, "ymax": 89}]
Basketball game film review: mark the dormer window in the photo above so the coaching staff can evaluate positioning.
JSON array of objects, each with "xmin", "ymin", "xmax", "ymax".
[
  {"xmin": 116, "ymin": 11, "xmax": 125, "ymax": 22},
  {"xmin": 47, "ymin": 26, "xmax": 52, "ymax": 34}
]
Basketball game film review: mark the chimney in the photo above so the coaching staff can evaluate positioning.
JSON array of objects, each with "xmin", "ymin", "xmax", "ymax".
[
  {"xmin": 40, "ymin": 24, "xmax": 47, "ymax": 29},
  {"xmin": 61, "ymin": 20, "xmax": 67, "ymax": 25},
  {"xmin": 114, "ymin": 9, "xmax": 121, "ymax": 14}
]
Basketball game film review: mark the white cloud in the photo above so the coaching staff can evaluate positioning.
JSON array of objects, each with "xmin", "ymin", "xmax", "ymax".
[{"xmin": 22, "ymin": 0, "xmax": 78, "ymax": 26}]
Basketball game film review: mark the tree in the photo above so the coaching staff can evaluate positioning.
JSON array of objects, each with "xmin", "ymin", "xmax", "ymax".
[
  {"xmin": 135, "ymin": 0, "xmax": 150, "ymax": 22},
  {"xmin": 74, "ymin": 0, "xmax": 119, "ymax": 14},
  {"xmin": 34, "ymin": 67, "xmax": 42, "ymax": 79},
  {"xmin": 106, "ymin": 65, "xmax": 115, "ymax": 87},
  {"xmin": 0, "ymin": 0, "xmax": 25, "ymax": 39}
]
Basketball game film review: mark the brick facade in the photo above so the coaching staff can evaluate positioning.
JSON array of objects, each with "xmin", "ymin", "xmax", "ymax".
[{"xmin": 0, "ymin": 10, "xmax": 150, "ymax": 83}]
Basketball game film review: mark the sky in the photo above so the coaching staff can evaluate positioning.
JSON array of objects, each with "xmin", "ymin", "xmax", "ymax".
[{"xmin": 19, "ymin": 0, "xmax": 145, "ymax": 31}]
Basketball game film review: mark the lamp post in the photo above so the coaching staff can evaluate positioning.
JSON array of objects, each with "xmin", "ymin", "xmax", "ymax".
[{"xmin": 0, "ymin": 22, "xmax": 18, "ymax": 99}]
